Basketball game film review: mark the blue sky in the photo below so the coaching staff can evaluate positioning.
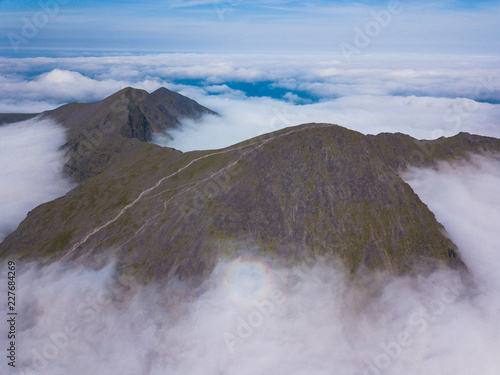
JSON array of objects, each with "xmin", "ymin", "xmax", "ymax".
[{"xmin": 1, "ymin": 0, "xmax": 499, "ymax": 56}]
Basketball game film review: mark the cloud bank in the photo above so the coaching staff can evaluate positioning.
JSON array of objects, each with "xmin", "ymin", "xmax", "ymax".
[
  {"xmin": 0, "ymin": 118, "xmax": 74, "ymax": 241},
  {"xmin": 404, "ymin": 154, "xmax": 500, "ymax": 290},
  {"xmin": 0, "ymin": 255, "xmax": 495, "ymax": 374},
  {"xmin": 2, "ymin": 54, "xmax": 499, "ymax": 107},
  {"xmin": 162, "ymin": 93, "xmax": 500, "ymax": 151},
  {"xmin": 1, "ymin": 54, "xmax": 499, "ymax": 151}
]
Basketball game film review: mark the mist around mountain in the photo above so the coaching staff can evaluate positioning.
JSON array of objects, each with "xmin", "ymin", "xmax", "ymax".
[
  {"xmin": 1, "ymin": 87, "xmax": 500, "ymax": 282},
  {"xmin": 1, "ymin": 87, "xmax": 500, "ymax": 375},
  {"xmin": 2, "ymin": 0, "xmax": 500, "ymax": 370}
]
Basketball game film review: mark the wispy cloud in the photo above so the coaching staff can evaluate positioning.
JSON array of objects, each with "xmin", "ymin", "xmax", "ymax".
[{"xmin": 0, "ymin": 117, "xmax": 74, "ymax": 241}]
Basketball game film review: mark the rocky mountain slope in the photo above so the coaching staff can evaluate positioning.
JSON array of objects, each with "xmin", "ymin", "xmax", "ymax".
[
  {"xmin": 1, "ymin": 88, "xmax": 500, "ymax": 282},
  {"xmin": 0, "ymin": 87, "xmax": 216, "ymax": 181}
]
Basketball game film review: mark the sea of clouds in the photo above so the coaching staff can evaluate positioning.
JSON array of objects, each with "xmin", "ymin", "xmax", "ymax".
[
  {"xmin": 1, "ymin": 54, "xmax": 500, "ymax": 147},
  {"xmin": 1, "ymin": 53, "xmax": 500, "ymax": 374}
]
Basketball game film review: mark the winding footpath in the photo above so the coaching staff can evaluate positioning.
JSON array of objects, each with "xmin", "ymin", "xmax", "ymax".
[{"xmin": 60, "ymin": 123, "xmax": 335, "ymax": 261}]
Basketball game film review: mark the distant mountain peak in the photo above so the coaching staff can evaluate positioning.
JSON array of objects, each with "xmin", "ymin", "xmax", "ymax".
[
  {"xmin": 151, "ymin": 86, "xmax": 173, "ymax": 95},
  {"xmin": 0, "ymin": 87, "xmax": 217, "ymax": 182},
  {"xmin": 33, "ymin": 87, "xmax": 218, "ymax": 181}
]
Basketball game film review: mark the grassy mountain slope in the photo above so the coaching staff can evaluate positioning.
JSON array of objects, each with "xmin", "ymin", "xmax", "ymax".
[{"xmin": 2, "ymin": 119, "xmax": 499, "ymax": 281}]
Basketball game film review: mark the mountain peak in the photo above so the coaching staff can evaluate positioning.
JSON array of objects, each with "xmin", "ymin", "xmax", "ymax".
[
  {"xmin": 2, "ymin": 119, "xmax": 499, "ymax": 281},
  {"xmin": 111, "ymin": 86, "xmax": 148, "ymax": 100},
  {"xmin": 151, "ymin": 86, "xmax": 174, "ymax": 96},
  {"xmin": 39, "ymin": 87, "xmax": 216, "ymax": 181}
]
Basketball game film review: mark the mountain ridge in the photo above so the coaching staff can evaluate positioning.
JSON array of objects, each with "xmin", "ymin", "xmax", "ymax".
[
  {"xmin": 2, "ymin": 127, "xmax": 500, "ymax": 281},
  {"xmin": 2, "ymin": 88, "xmax": 500, "ymax": 282}
]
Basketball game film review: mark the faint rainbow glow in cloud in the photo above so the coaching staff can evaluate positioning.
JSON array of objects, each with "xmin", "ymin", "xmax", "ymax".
[{"xmin": 222, "ymin": 256, "xmax": 275, "ymax": 307}]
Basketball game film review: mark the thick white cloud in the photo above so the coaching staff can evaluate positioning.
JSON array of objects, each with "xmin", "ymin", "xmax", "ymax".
[
  {"xmin": 0, "ymin": 54, "xmax": 498, "ymax": 146},
  {"xmin": 1, "ymin": 54, "xmax": 499, "ymax": 110},
  {"xmin": 2, "ymin": 241, "xmax": 498, "ymax": 374},
  {"xmin": 0, "ymin": 118, "xmax": 74, "ymax": 241},
  {"xmin": 404, "ymin": 155, "xmax": 500, "ymax": 289},
  {"xmin": 0, "ymin": 67, "xmax": 163, "ymax": 112},
  {"xmin": 402, "ymin": 155, "xmax": 500, "ymax": 373},
  {"xmin": 162, "ymin": 93, "xmax": 500, "ymax": 151}
]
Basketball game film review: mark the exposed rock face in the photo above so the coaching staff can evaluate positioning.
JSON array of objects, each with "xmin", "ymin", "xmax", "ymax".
[{"xmin": 1, "ymin": 88, "xmax": 500, "ymax": 281}]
